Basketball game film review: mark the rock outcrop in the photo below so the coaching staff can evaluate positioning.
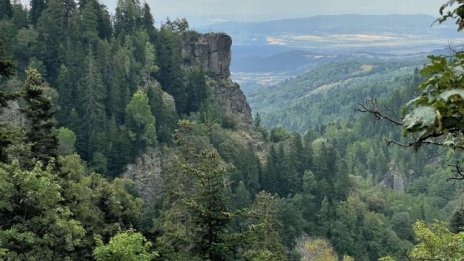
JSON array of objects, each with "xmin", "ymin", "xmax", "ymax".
[
  {"xmin": 125, "ymin": 32, "xmax": 257, "ymax": 203},
  {"xmin": 0, "ymin": 100, "xmax": 25, "ymax": 126},
  {"xmin": 182, "ymin": 32, "xmax": 253, "ymax": 129},
  {"xmin": 123, "ymin": 148, "xmax": 175, "ymax": 205},
  {"xmin": 182, "ymin": 32, "xmax": 232, "ymax": 79},
  {"xmin": 380, "ymin": 160, "xmax": 409, "ymax": 193}
]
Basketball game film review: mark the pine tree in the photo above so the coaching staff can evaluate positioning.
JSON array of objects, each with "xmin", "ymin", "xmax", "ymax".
[
  {"xmin": 450, "ymin": 207, "xmax": 464, "ymax": 233},
  {"xmin": 155, "ymin": 27, "xmax": 187, "ymax": 113},
  {"xmin": 78, "ymin": 51, "xmax": 107, "ymax": 159},
  {"xmin": 146, "ymin": 83, "xmax": 178, "ymax": 143},
  {"xmin": 263, "ymin": 145, "xmax": 280, "ymax": 194},
  {"xmin": 30, "ymin": 0, "xmax": 46, "ymax": 26},
  {"xmin": 11, "ymin": 1, "xmax": 29, "ymax": 29},
  {"xmin": 183, "ymin": 148, "xmax": 232, "ymax": 260},
  {"xmin": 186, "ymin": 69, "xmax": 207, "ymax": 113},
  {"xmin": 36, "ymin": 0, "xmax": 65, "ymax": 80},
  {"xmin": 0, "ymin": 39, "xmax": 16, "ymax": 107},
  {"xmin": 22, "ymin": 68, "xmax": 58, "ymax": 166},
  {"xmin": 0, "ymin": 0, "xmax": 13, "ymax": 19},
  {"xmin": 243, "ymin": 192, "xmax": 287, "ymax": 261},
  {"xmin": 81, "ymin": 0, "xmax": 98, "ymax": 44},
  {"xmin": 141, "ymin": 2, "xmax": 156, "ymax": 40},
  {"xmin": 114, "ymin": 0, "xmax": 142, "ymax": 36},
  {"xmin": 125, "ymin": 90, "xmax": 157, "ymax": 158}
]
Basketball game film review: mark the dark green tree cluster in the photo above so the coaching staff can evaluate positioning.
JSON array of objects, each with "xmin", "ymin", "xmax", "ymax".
[
  {"xmin": 0, "ymin": 0, "xmax": 212, "ymax": 175},
  {"xmin": 0, "ymin": 69, "xmax": 144, "ymax": 260}
]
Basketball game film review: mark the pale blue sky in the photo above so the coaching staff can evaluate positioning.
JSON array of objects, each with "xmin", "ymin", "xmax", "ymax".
[{"xmin": 99, "ymin": 0, "xmax": 444, "ymax": 25}]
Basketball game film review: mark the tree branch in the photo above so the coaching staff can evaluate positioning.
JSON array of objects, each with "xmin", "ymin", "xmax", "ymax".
[
  {"xmin": 448, "ymin": 162, "xmax": 464, "ymax": 181},
  {"xmin": 357, "ymin": 99, "xmax": 403, "ymax": 126}
]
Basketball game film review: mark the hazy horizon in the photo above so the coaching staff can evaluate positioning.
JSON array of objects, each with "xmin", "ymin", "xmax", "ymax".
[{"xmin": 100, "ymin": 0, "xmax": 443, "ymax": 26}]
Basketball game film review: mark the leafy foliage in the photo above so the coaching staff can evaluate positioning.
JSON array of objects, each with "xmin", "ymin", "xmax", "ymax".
[
  {"xmin": 409, "ymin": 221, "xmax": 464, "ymax": 261},
  {"xmin": 93, "ymin": 230, "xmax": 157, "ymax": 261}
]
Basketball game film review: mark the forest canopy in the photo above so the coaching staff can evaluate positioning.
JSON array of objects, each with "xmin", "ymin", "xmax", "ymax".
[{"xmin": 0, "ymin": 0, "xmax": 464, "ymax": 260}]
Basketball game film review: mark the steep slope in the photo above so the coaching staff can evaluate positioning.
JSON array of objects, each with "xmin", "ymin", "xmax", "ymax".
[
  {"xmin": 182, "ymin": 32, "xmax": 253, "ymax": 128},
  {"xmin": 247, "ymin": 59, "xmax": 424, "ymax": 132},
  {"xmin": 124, "ymin": 32, "xmax": 257, "ymax": 203}
]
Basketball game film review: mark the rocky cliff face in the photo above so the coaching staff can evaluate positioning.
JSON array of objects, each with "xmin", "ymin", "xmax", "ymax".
[
  {"xmin": 182, "ymin": 32, "xmax": 253, "ymax": 129},
  {"xmin": 182, "ymin": 32, "xmax": 232, "ymax": 79},
  {"xmin": 123, "ymin": 148, "xmax": 176, "ymax": 205},
  {"xmin": 380, "ymin": 160, "xmax": 411, "ymax": 193},
  {"xmin": 0, "ymin": 100, "xmax": 25, "ymax": 126},
  {"xmin": 124, "ymin": 32, "xmax": 258, "ymax": 203}
]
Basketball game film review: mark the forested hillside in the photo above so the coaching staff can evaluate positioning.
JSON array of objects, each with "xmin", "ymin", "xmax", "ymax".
[
  {"xmin": 248, "ymin": 60, "xmax": 424, "ymax": 132},
  {"xmin": 1, "ymin": 0, "xmax": 464, "ymax": 260}
]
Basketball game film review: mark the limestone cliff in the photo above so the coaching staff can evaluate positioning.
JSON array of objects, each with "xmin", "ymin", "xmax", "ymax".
[
  {"xmin": 182, "ymin": 32, "xmax": 253, "ymax": 129},
  {"xmin": 124, "ymin": 32, "xmax": 259, "ymax": 204},
  {"xmin": 380, "ymin": 160, "xmax": 411, "ymax": 193},
  {"xmin": 182, "ymin": 32, "xmax": 232, "ymax": 79}
]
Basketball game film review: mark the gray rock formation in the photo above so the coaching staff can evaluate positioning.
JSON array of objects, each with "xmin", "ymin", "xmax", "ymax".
[
  {"xmin": 125, "ymin": 32, "xmax": 257, "ymax": 203},
  {"xmin": 0, "ymin": 100, "xmax": 25, "ymax": 126},
  {"xmin": 380, "ymin": 160, "xmax": 408, "ymax": 193},
  {"xmin": 123, "ymin": 148, "xmax": 175, "ymax": 205},
  {"xmin": 182, "ymin": 32, "xmax": 232, "ymax": 79},
  {"xmin": 182, "ymin": 32, "xmax": 253, "ymax": 129}
]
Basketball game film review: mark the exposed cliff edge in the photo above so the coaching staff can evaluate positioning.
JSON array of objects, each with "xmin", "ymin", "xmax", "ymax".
[
  {"xmin": 182, "ymin": 32, "xmax": 253, "ymax": 129},
  {"xmin": 124, "ymin": 32, "xmax": 259, "ymax": 203},
  {"xmin": 182, "ymin": 32, "xmax": 232, "ymax": 79}
]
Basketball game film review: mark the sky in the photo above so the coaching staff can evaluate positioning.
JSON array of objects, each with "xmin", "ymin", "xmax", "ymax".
[{"xmin": 100, "ymin": 0, "xmax": 443, "ymax": 26}]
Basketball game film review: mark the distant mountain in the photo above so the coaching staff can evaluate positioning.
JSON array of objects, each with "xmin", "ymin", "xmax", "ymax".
[
  {"xmin": 201, "ymin": 14, "xmax": 460, "ymax": 43},
  {"xmin": 198, "ymin": 14, "xmax": 462, "ymax": 74},
  {"xmin": 212, "ymin": 14, "xmax": 446, "ymax": 32}
]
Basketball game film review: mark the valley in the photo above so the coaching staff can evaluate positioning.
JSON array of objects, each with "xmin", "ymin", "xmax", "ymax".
[{"xmin": 1, "ymin": 2, "xmax": 464, "ymax": 260}]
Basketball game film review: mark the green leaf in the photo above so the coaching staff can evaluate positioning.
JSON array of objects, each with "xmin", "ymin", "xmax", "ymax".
[
  {"xmin": 403, "ymin": 106, "xmax": 436, "ymax": 131},
  {"xmin": 440, "ymin": 89, "xmax": 464, "ymax": 101}
]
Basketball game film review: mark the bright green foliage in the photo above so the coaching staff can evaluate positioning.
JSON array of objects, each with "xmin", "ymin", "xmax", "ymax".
[
  {"xmin": 378, "ymin": 257, "xmax": 396, "ymax": 261},
  {"xmin": 125, "ymin": 90, "xmax": 157, "ymax": 157},
  {"xmin": 243, "ymin": 249, "xmax": 286, "ymax": 261},
  {"xmin": 57, "ymin": 155, "xmax": 143, "ymax": 256},
  {"xmin": 146, "ymin": 82, "xmax": 178, "ymax": 143},
  {"xmin": 297, "ymin": 238, "xmax": 338, "ymax": 261},
  {"xmin": 402, "ymin": 54, "xmax": 464, "ymax": 148},
  {"xmin": 0, "ymin": 161, "xmax": 86, "ymax": 260},
  {"xmin": 409, "ymin": 221, "xmax": 464, "ymax": 261},
  {"xmin": 93, "ymin": 230, "xmax": 157, "ymax": 261},
  {"xmin": 57, "ymin": 127, "xmax": 76, "ymax": 155}
]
